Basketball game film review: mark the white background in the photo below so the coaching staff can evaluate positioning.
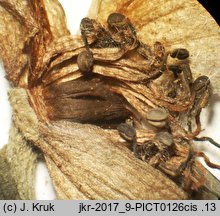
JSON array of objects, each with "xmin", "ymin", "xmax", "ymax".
[{"xmin": 0, "ymin": 0, "xmax": 220, "ymax": 200}]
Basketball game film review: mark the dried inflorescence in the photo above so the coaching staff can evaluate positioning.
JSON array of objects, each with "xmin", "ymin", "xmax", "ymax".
[
  {"xmin": 1, "ymin": 0, "xmax": 220, "ymax": 200},
  {"xmin": 74, "ymin": 13, "xmax": 220, "ymax": 196}
]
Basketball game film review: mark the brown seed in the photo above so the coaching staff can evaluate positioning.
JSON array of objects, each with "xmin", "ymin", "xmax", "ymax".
[
  {"xmin": 193, "ymin": 75, "xmax": 210, "ymax": 92},
  {"xmin": 156, "ymin": 132, "xmax": 173, "ymax": 147},
  {"xmin": 146, "ymin": 108, "xmax": 168, "ymax": 128},
  {"xmin": 107, "ymin": 13, "xmax": 126, "ymax": 28},
  {"xmin": 146, "ymin": 108, "xmax": 168, "ymax": 122},
  {"xmin": 170, "ymin": 48, "xmax": 189, "ymax": 60},
  {"xmin": 77, "ymin": 50, "xmax": 94, "ymax": 73},
  {"xmin": 117, "ymin": 123, "xmax": 136, "ymax": 142},
  {"xmin": 80, "ymin": 17, "xmax": 94, "ymax": 32}
]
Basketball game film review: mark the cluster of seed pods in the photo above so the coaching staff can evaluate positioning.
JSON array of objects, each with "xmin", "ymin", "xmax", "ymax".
[{"xmin": 76, "ymin": 13, "xmax": 220, "ymax": 194}]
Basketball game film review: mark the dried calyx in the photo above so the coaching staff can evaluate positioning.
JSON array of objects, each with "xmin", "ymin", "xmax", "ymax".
[
  {"xmin": 39, "ymin": 13, "xmax": 220, "ymax": 195},
  {"xmin": 73, "ymin": 13, "xmax": 220, "ymax": 197},
  {"xmin": 1, "ymin": 0, "xmax": 220, "ymax": 200}
]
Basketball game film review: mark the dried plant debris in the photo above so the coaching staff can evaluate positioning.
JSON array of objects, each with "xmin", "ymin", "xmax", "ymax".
[{"xmin": 0, "ymin": 0, "xmax": 220, "ymax": 200}]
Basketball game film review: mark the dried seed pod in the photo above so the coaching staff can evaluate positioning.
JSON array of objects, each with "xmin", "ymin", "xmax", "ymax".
[
  {"xmin": 146, "ymin": 108, "xmax": 168, "ymax": 128},
  {"xmin": 117, "ymin": 123, "xmax": 136, "ymax": 142},
  {"xmin": 146, "ymin": 108, "xmax": 168, "ymax": 121},
  {"xmin": 77, "ymin": 50, "xmax": 94, "ymax": 72},
  {"xmin": 156, "ymin": 131, "xmax": 173, "ymax": 147},
  {"xmin": 117, "ymin": 123, "xmax": 138, "ymax": 157},
  {"xmin": 80, "ymin": 17, "xmax": 98, "ymax": 45},
  {"xmin": 107, "ymin": 13, "xmax": 127, "ymax": 28},
  {"xmin": 80, "ymin": 17, "xmax": 95, "ymax": 33},
  {"xmin": 193, "ymin": 75, "xmax": 210, "ymax": 92},
  {"xmin": 80, "ymin": 17, "xmax": 116, "ymax": 49},
  {"xmin": 107, "ymin": 12, "xmax": 137, "ymax": 49},
  {"xmin": 1, "ymin": 0, "xmax": 220, "ymax": 200},
  {"xmin": 170, "ymin": 48, "xmax": 189, "ymax": 60}
]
